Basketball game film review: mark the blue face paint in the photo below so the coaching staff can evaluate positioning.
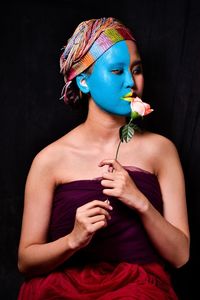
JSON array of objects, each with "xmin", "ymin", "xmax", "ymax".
[{"xmin": 86, "ymin": 40, "xmax": 136, "ymax": 116}]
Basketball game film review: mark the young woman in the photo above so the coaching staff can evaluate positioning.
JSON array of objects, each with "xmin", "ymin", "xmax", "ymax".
[{"xmin": 18, "ymin": 17, "xmax": 190, "ymax": 299}]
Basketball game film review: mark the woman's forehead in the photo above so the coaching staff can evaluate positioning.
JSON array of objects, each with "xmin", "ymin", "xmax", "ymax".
[{"xmin": 94, "ymin": 40, "xmax": 140, "ymax": 67}]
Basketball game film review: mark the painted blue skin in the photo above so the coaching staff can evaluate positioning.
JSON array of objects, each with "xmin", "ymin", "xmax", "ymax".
[{"xmin": 76, "ymin": 40, "xmax": 136, "ymax": 116}]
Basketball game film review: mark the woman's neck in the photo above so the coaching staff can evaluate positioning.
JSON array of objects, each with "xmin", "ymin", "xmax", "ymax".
[{"xmin": 82, "ymin": 100, "xmax": 127, "ymax": 145}]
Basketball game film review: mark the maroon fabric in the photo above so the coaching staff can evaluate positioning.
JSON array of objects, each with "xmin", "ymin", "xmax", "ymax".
[
  {"xmin": 18, "ymin": 167, "xmax": 179, "ymax": 299},
  {"xmin": 18, "ymin": 262, "xmax": 178, "ymax": 299},
  {"xmin": 48, "ymin": 166, "xmax": 163, "ymax": 266}
]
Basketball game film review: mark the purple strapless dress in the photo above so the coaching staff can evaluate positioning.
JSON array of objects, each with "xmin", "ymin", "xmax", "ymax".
[
  {"xmin": 48, "ymin": 166, "xmax": 164, "ymax": 266},
  {"xmin": 18, "ymin": 167, "xmax": 179, "ymax": 300}
]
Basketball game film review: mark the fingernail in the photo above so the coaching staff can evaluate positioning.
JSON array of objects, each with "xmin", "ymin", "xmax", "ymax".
[{"xmin": 108, "ymin": 166, "xmax": 113, "ymax": 172}]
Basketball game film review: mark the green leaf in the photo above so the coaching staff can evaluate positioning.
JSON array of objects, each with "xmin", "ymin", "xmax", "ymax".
[
  {"xmin": 120, "ymin": 124, "xmax": 135, "ymax": 143},
  {"xmin": 130, "ymin": 123, "xmax": 142, "ymax": 133},
  {"xmin": 119, "ymin": 121, "xmax": 142, "ymax": 143}
]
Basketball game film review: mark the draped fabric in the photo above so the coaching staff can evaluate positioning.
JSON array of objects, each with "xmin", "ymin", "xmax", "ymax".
[
  {"xmin": 59, "ymin": 17, "xmax": 135, "ymax": 103},
  {"xmin": 17, "ymin": 167, "xmax": 179, "ymax": 299},
  {"xmin": 48, "ymin": 167, "xmax": 163, "ymax": 266},
  {"xmin": 60, "ymin": 18, "xmax": 135, "ymax": 81},
  {"xmin": 18, "ymin": 262, "xmax": 178, "ymax": 300}
]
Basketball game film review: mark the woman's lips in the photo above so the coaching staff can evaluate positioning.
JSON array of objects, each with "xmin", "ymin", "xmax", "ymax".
[
  {"xmin": 121, "ymin": 96, "xmax": 134, "ymax": 102},
  {"xmin": 121, "ymin": 92, "xmax": 137, "ymax": 102}
]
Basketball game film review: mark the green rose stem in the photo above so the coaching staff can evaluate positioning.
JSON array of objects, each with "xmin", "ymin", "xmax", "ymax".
[
  {"xmin": 115, "ymin": 139, "xmax": 122, "ymax": 161},
  {"xmin": 114, "ymin": 97, "xmax": 153, "ymax": 162},
  {"xmin": 115, "ymin": 117, "xmax": 139, "ymax": 161}
]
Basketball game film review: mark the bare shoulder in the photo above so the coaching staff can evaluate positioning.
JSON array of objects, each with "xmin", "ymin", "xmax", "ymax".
[
  {"xmin": 31, "ymin": 139, "xmax": 64, "ymax": 170},
  {"xmin": 33, "ymin": 125, "xmax": 81, "ymax": 163},
  {"xmin": 27, "ymin": 138, "xmax": 63, "ymax": 181},
  {"xmin": 137, "ymin": 131, "xmax": 181, "ymax": 175},
  {"xmin": 139, "ymin": 131, "xmax": 178, "ymax": 154},
  {"xmin": 28, "ymin": 126, "xmax": 82, "ymax": 185}
]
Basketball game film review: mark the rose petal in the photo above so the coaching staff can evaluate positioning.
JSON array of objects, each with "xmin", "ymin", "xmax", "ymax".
[
  {"xmin": 130, "ymin": 97, "xmax": 153, "ymax": 118},
  {"xmin": 131, "ymin": 100, "xmax": 145, "ymax": 116}
]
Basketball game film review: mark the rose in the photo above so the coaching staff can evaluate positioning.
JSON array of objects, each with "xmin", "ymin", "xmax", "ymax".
[
  {"xmin": 130, "ymin": 97, "xmax": 154, "ymax": 119},
  {"xmin": 115, "ymin": 97, "xmax": 153, "ymax": 160},
  {"xmin": 120, "ymin": 96, "xmax": 153, "ymax": 143}
]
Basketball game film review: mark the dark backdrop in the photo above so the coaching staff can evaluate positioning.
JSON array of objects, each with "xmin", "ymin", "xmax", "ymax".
[{"xmin": 1, "ymin": 0, "xmax": 200, "ymax": 299}]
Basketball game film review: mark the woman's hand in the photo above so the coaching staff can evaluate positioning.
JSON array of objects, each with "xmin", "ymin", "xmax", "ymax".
[
  {"xmin": 99, "ymin": 159, "xmax": 149, "ymax": 212},
  {"xmin": 69, "ymin": 200, "xmax": 113, "ymax": 250}
]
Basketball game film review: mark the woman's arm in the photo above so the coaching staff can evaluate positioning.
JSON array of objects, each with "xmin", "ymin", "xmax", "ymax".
[
  {"xmin": 140, "ymin": 136, "xmax": 190, "ymax": 268},
  {"xmin": 18, "ymin": 148, "xmax": 112, "ymax": 277},
  {"xmin": 100, "ymin": 136, "xmax": 190, "ymax": 268}
]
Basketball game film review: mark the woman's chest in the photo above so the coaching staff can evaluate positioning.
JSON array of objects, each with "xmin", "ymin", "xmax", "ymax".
[{"xmin": 56, "ymin": 145, "xmax": 155, "ymax": 185}]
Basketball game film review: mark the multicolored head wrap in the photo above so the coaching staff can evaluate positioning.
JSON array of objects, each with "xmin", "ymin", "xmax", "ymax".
[{"xmin": 60, "ymin": 17, "xmax": 136, "ymax": 104}]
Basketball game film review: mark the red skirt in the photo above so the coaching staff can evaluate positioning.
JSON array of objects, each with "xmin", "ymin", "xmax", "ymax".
[{"xmin": 18, "ymin": 262, "xmax": 178, "ymax": 300}]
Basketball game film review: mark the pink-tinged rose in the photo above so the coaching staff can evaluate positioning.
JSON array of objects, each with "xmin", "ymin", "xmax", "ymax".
[{"xmin": 130, "ymin": 97, "xmax": 153, "ymax": 119}]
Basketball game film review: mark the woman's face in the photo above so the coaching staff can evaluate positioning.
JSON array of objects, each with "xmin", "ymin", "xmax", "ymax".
[{"xmin": 86, "ymin": 40, "xmax": 144, "ymax": 116}]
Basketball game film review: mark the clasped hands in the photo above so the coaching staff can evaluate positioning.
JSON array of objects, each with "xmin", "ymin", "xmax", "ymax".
[
  {"xmin": 99, "ymin": 159, "xmax": 143, "ymax": 210},
  {"xmin": 70, "ymin": 159, "xmax": 148, "ymax": 250}
]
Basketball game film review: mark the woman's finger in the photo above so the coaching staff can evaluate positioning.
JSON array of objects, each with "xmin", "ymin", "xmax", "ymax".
[
  {"xmin": 101, "ymin": 179, "xmax": 115, "ymax": 188},
  {"xmin": 102, "ymin": 172, "xmax": 115, "ymax": 180},
  {"xmin": 90, "ymin": 214, "xmax": 111, "ymax": 224},
  {"xmin": 84, "ymin": 206, "xmax": 111, "ymax": 218},
  {"xmin": 79, "ymin": 199, "xmax": 113, "ymax": 211},
  {"xmin": 102, "ymin": 188, "xmax": 116, "ymax": 196},
  {"xmin": 91, "ymin": 220, "xmax": 108, "ymax": 231},
  {"xmin": 98, "ymin": 159, "xmax": 124, "ymax": 172}
]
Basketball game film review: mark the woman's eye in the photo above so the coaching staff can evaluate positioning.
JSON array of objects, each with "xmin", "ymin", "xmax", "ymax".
[
  {"xmin": 112, "ymin": 69, "xmax": 123, "ymax": 75},
  {"xmin": 132, "ymin": 66, "xmax": 142, "ymax": 75}
]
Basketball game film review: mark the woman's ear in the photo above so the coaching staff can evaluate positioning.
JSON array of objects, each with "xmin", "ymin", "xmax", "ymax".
[{"xmin": 76, "ymin": 73, "xmax": 90, "ymax": 94}]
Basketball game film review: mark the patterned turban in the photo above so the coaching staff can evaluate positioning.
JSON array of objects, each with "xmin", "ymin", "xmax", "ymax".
[{"xmin": 60, "ymin": 17, "xmax": 135, "ymax": 104}]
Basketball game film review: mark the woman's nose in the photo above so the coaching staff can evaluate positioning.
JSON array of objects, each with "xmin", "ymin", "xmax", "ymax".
[{"xmin": 125, "ymin": 70, "xmax": 135, "ymax": 88}]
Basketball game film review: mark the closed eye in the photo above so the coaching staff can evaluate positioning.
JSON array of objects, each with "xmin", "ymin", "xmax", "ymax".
[
  {"xmin": 111, "ymin": 69, "xmax": 123, "ymax": 75},
  {"xmin": 132, "ymin": 65, "xmax": 143, "ymax": 75}
]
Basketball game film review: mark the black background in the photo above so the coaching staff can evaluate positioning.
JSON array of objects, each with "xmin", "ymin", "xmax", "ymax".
[{"xmin": 1, "ymin": 0, "xmax": 200, "ymax": 299}]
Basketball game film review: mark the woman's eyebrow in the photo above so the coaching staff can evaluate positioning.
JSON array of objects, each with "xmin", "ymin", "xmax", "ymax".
[{"xmin": 132, "ymin": 59, "xmax": 142, "ymax": 67}]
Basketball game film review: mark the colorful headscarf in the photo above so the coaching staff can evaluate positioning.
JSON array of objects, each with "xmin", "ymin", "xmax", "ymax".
[{"xmin": 60, "ymin": 17, "xmax": 135, "ymax": 104}]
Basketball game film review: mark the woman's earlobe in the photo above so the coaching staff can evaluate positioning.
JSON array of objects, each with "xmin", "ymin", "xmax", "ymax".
[{"xmin": 76, "ymin": 74, "xmax": 90, "ymax": 94}]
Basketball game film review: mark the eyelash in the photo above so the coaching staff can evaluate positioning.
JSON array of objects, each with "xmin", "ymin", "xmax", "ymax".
[
  {"xmin": 112, "ymin": 69, "xmax": 123, "ymax": 75},
  {"xmin": 112, "ymin": 66, "xmax": 142, "ymax": 75},
  {"xmin": 132, "ymin": 66, "xmax": 142, "ymax": 74}
]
